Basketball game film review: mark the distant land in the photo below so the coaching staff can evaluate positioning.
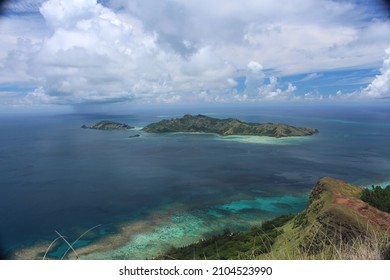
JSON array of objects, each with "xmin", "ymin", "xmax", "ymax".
[
  {"xmin": 81, "ymin": 120, "xmax": 134, "ymax": 130},
  {"xmin": 142, "ymin": 114, "xmax": 318, "ymax": 138},
  {"xmin": 156, "ymin": 177, "xmax": 390, "ymax": 260}
]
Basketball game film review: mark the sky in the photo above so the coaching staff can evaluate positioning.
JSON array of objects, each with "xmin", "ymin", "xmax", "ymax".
[{"xmin": 0, "ymin": 0, "xmax": 390, "ymax": 112}]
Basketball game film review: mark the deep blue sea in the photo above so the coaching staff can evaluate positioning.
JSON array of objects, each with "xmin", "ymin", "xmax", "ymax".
[{"xmin": 0, "ymin": 104, "xmax": 389, "ymax": 259}]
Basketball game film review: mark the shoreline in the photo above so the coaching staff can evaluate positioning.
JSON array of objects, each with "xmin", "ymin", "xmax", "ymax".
[
  {"xmin": 9, "ymin": 179, "xmax": 389, "ymax": 260},
  {"xmin": 153, "ymin": 131, "xmax": 316, "ymax": 145},
  {"xmin": 12, "ymin": 192, "xmax": 309, "ymax": 260}
]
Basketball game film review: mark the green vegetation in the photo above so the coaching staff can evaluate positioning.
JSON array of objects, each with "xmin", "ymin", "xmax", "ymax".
[
  {"xmin": 81, "ymin": 120, "xmax": 134, "ymax": 130},
  {"xmin": 361, "ymin": 185, "xmax": 390, "ymax": 213},
  {"xmin": 156, "ymin": 215, "xmax": 295, "ymax": 260},
  {"xmin": 143, "ymin": 114, "xmax": 318, "ymax": 138}
]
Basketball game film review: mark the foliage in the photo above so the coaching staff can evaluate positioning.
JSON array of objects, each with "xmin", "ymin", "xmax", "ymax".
[
  {"xmin": 156, "ymin": 214, "xmax": 295, "ymax": 260},
  {"xmin": 361, "ymin": 185, "xmax": 390, "ymax": 213}
]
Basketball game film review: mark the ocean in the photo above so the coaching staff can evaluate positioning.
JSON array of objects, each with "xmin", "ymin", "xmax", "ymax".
[{"xmin": 0, "ymin": 104, "xmax": 389, "ymax": 259}]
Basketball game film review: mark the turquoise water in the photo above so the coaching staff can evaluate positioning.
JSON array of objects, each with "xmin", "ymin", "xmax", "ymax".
[
  {"xmin": 216, "ymin": 194, "xmax": 308, "ymax": 214},
  {"xmin": 0, "ymin": 105, "xmax": 389, "ymax": 259},
  {"xmin": 79, "ymin": 192, "xmax": 309, "ymax": 259},
  {"xmin": 218, "ymin": 135, "xmax": 313, "ymax": 145}
]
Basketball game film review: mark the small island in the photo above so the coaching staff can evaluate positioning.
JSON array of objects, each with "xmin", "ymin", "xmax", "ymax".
[
  {"xmin": 128, "ymin": 134, "xmax": 141, "ymax": 138},
  {"xmin": 142, "ymin": 114, "xmax": 318, "ymax": 138},
  {"xmin": 81, "ymin": 120, "xmax": 134, "ymax": 130}
]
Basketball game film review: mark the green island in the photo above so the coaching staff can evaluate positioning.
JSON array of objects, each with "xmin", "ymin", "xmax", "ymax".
[
  {"xmin": 156, "ymin": 177, "xmax": 390, "ymax": 260},
  {"xmin": 142, "ymin": 114, "xmax": 318, "ymax": 138},
  {"xmin": 81, "ymin": 120, "xmax": 134, "ymax": 130}
]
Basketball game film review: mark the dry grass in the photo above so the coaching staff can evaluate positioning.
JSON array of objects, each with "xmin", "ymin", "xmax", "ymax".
[
  {"xmin": 267, "ymin": 220, "xmax": 389, "ymax": 260},
  {"xmin": 330, "ymin": 232, "xmax": 389, "ymax": 260}
]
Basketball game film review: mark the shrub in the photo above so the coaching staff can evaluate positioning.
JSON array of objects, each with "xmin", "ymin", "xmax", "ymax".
[{"xmin": 361, "ymin": 185, "xmax": 390, "ymax": 213}]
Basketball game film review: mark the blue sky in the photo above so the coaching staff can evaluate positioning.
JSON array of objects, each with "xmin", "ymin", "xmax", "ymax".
[{"xmin": 0, "ymin": 0, "xmax": 390, "ymax": 112}]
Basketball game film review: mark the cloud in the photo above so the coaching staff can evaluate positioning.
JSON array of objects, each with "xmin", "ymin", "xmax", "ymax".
[
  {"xmin": 2, "ymin": 0, "xmax": 46, "ymax": 14},
  {"xmin": 299, "ymin": 73, "xmax": 323, "ymax": 82},
  {"xmin": 0, "ymin": 37, "xmax": 41, "ymax": 83},
  {"xmin": 247, "ymin": 61, "xmax": 263, "ymax": 73},
  {"xmin": 258, "ymin": 77, "xmax": 298, "ymax": 101},
  {"xmin": 119, "ymin": 0, "xmax": 390, "ymax": 74},
  {"xmin": 232, "ymin": 62, "xmax": 299, "ymax": 102},
  {"xmin": 1, "ymin": 0, "xmax": 390, "ymax": 107},
  {"xmin": 117, "ymin": 0, "xmax": 390, "ymax": 79},
  {"xmin": 244, "ymin": 61, "xmax": 265, "ymax": 96},
  {"xmin": 13, "ymin": 0, "xmax": 235, "ymax": 105},
  {"xmin": 361, "ymin": 47, "xmax": 390, "ymax": 98}
]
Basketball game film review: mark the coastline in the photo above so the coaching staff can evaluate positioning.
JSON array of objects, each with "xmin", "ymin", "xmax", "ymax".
[
  {"xmin": 217, "ymin": 134, "xmax": 315, "ymax": 145},
  {"xmin": 149, "ymin": 131, "xmax": 316, "ymax": 145},
  {"xmin": 10, "ymin": 178, "xmax": 389, "ymax": 260},
  {"xmin": 12, "ymin": 193, "xmax": 309, "ymax": 260}
]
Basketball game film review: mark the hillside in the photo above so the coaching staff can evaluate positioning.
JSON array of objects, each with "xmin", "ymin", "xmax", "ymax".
[
  {"xmin": 157, "ymin": 177, "xmax": 390, "ymax": 260},
  {"xmin": 143, "ymin": 114, "xmax": 318, "ymax": 138}
]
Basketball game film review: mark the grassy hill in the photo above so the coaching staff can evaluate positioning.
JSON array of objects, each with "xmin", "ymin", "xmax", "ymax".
[{"xmin": 156, "ymin": 177, "xmax": 390, "ymax": 260}]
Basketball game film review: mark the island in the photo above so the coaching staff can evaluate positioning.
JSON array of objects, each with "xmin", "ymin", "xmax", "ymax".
[
  {"xmin": 81, "ymin": 120, "xmax": 134, "ymax": 130},
  {"xmin": 128, "ymin": 134, "xmax": 141, "ymax": 138},
  {"xmin": 142, "ymin": 114, "xmax": 318, "ymax": 138}
]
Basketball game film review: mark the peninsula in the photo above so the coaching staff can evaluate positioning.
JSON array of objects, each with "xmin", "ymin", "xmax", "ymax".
[
  {"xmin": 81, "ymin": 120, "xmax": 134, "ymax": 130},
  {"xmin": 142, "ymin": 114, "xmax": 318, "ymax": 138}
]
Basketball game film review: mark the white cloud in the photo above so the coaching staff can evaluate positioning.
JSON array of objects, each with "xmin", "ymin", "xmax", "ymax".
[
  {"xmin": 0, "ymin": 37, "xmax": 41, "ymax": 83},
  {"xmin": 303, "ymin": 92, "xmax": 324, "ymax": 101},
  {"xmin": 247, "ymin": 61, "xmax": 263, "ymax": 73},
  {"xmin": 244, "ymin": 61, "xmax": 265, "ymax": 96},
  {"xmin": 361, "ymin": 47, "xmax": 390, "ymax": 98},
  {"xmin": 258, "ymin": 77, "xmax": 298, "ymax": 101},
  {"xmin": 233, "ymin": 63, "xmax": 300, "ymax": 102},
  {"xmin": 0, "ymin": 14, "xmax": 46, "ymax": 60},
  {"xmin": 1, "ymin": 0, "xmax": 390, "ymax": 106},
  {"xmin": 118, "ymin": 0, "xmax": 390, "ymax": 74},
  {"xmin": 9, "ymin": 0, "xmax": 236, "ymax": 105},
  {"xmin": 300, "ymin": 73, "xmax": 323, "ymax": 82}
]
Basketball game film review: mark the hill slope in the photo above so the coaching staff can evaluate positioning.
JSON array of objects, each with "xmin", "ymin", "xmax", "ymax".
[{"xmin": 157, "ymin": 177, "xmax": 390, "ymax": 260}]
